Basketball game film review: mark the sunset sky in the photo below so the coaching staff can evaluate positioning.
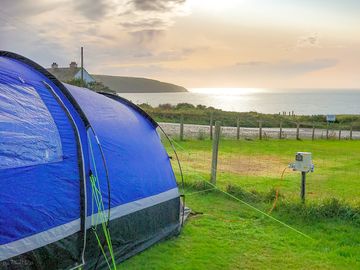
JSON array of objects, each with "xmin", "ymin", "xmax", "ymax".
[{"xmin": 1, "ymin": 0, "xmax": 359, "ymax": 89}]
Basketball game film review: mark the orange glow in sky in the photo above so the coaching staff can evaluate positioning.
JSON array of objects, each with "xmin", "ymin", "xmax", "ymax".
[{"xmin": 1, "ymin": 0, "xmax": 359, "ymax": 89}]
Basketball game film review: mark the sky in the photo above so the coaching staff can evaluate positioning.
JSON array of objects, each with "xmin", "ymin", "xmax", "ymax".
[{"xmin": 1, "ymin": 0, "xmax": 359, "ymax": 89}]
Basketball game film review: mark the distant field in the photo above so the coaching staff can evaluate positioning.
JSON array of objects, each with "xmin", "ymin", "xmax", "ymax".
[{"xmin": 121, "ymin": 139, "xmax": 360, "ymax": 269}]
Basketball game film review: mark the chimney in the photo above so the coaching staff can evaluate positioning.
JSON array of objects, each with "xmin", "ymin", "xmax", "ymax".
[
  {"xmin": 69, "ymin": 61, "xmax": 77, "ymax": 69},
  {"xmin": 51, "ymin": 62, "xmax": 58, "ymax": 69}
]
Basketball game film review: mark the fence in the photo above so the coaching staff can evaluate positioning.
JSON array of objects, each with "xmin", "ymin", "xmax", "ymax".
[
  {"xmin": 159, "ymin": 121, "xmax": 360, "ymax": 208},
  {"xmin": 160, "ymin": 120, "xmax": 359, "ymax": 140}
]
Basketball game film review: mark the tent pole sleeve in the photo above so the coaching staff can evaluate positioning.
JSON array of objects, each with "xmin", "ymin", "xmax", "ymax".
[{"xmin": 42, "ymin": 81, "xmax": 88, "ymax": 267}]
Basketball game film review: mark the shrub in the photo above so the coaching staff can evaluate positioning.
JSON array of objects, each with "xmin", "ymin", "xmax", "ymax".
[
  {"xmin": 158, "ymin": 103, "xmax": 174, "ymax": 110},
  {"xmin": 276, "ymin": 198, "xmax": 360, "ymax": 224},
  {"xmin": 176, "ymin": 103, "xmax": 196, "ymax": 110}
]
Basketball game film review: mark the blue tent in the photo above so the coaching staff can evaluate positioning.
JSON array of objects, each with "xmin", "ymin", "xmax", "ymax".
[{"xmin": 0, "ymin": 51, "xmax": 181, "ymax": 269}]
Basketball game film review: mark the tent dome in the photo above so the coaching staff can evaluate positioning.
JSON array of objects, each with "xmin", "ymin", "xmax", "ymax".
[{"xmin": 0, "ymin": 51, "xmax": 180, "ymax": 269}]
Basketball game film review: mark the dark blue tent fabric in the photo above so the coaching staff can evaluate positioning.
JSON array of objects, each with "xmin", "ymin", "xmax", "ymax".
[
  {"xmin": 65, "ymin": 84, "xmax": 178, "ymax": 215},
  {"xmin": 0, "ymin": 56, "xmax": 87, "ymax": 246}
]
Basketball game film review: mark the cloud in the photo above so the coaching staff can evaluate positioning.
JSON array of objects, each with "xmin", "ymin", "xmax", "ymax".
[
  {"xmin": 233, "ymin": 58, "xmax": 339, "ymax": 78},
  {"xmin": 129, "ymin": 29, "xmax": 164, "ymax": 44},
  {"xmin": 236, "ymin": 61, "xmax": 267, "ymax": 66},
  {"xmin": 73, "ymin": 0, "xmax": 112, "ymax": 20},
  {"xmin": 0, "ymin": 23, "xmax": 17, "ymax": 32},
  {"xmin": 118, "ymin": 0, "xmax": 189, "ymax": 44},
  {"xmin": 132, "ymin": 47, "xmax": 207, "ymax": 61},
  {"xmin": 133, "ymin": 51, "xmax": 154, "ymax": 58},
  {"xmin": 235, "ymin": 58, "xmax": 338, "ymax": 76},
  {"xmin": 119, "ymin": 19, "xmax": 166, "ymax": 30},
  {"xmin": 131, "ymin": 0, "xmax": 186, "ymax": 12},
  {"xmin": 0, "ymin": 0, "xmax": 59, "ymax": 16},
  {"xmin": 296, "ymin": 33, "xmax": 321, "ymax": 48}
]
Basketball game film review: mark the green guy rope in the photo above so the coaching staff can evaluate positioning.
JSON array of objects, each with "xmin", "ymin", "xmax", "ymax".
[
  {"xmin": 90, "ymin": 174, "xmax": 116, "ymax": 269},
  {"xmin": 88, "ymin": 135, "xmax": 117, "ymax": 269},
  {"xmin": 206, "ymin": 181, "xmax": 313, "ymax": 240},
  {"xmin": 169, "ymin": 139, "xmax": 313, "ymax": 240}
]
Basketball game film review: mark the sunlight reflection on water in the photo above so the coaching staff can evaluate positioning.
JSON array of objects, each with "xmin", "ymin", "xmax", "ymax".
[{"xmin": 118, "ymin": 88, "xmax": 360, "ymax": 115}]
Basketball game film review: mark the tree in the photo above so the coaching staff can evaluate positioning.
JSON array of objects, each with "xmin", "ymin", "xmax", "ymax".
[{"xmin": 66, "ymin": 79, "xmax": 114, "ymax": 93}]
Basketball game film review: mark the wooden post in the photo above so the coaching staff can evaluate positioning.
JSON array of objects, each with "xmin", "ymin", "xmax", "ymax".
[
  {"xmin": 312, "ymin": 125, "xmax": 315, "ymax": 141},
  {"xmin": 236, "ymin": 116, "xmax": 240, "ymax": 140},
  {"xmin": 301, "ymin": 172, "xmax": 306, "ymax": 203},
  {"xmin": 210, "ymin": 112, "xmax": 214, "ymax": 140},
  {"xmin": 80, "ymin": 46, "xmax": 84, "ymax": 85},
  {"xmin": 338, "ymin": 128, "xmax": 342, "ymax": 140},
  {"xmin": 211, "ymin": 121, "xmax": 221, "ymax": 185},
  {"xmin": 296, "ymin": 122, "xmax": 300, "ymax": 140},
  {"xmin": 326, "ymin": 123, "xmax": 329, "ymax": 140},
  {"xmin": 180, "ymin": 114, "xmax": 184, "ymax": 141},
  {"xmin": 279, "ymin": 120, "xmax": 283, "ymax": 139},
  {"xmin": 350, "ymin": 125, "xmax": 353, "ymax": 140},
  {"xmin": 259, "ymin": 121, "xmax": 262, "ymax": 140}
]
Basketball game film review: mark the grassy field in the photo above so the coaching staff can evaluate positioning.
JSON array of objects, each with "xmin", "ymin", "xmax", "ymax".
[
  {"xmin": 174, "ymin": 139, "xmax": 360, "ymax": 203},
  {"xmin": 121, "ymin": 139, "xmax": 360, "ymax": 269}
]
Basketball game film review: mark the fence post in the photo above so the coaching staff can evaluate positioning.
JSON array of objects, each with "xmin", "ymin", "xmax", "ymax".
[
  {"xmin": 301, "ymin": 171, "xmax": 306, "ymax": 203},
  {"xmin": 312, "ymin": 125, "xmax": 315, "ymax": 141},
  {"xmin": 259, "ymin": 121, "xmax": 262, "ymax": 140},
  {"xmin": 211, "ymin": 121, "xmax": 221, "ymax": 185},
  {"xmin": 338, "ymin": 128, "xmax": 342, "ymax": 140},
  {"xmin": 279, "ymin": 120, "xmax": 283, "ymax": 139},
  {"xmin": 350, "ymin": 125, "xmax": 353, "ymax": 140},
  {"xmin": 236, "ymin": 116, "xmax": 240, "ymax": 140},
  {"xmin": 326, "ymin": 123, "xmax": 329, "ymax": 140},
  {"xmin": 296, "ymin": 122, "xmax": 300, "ymax": 140},
  {"xmin": 180, "ymin": 114, "xmax": 184, "ymax": 141},
  {"xmin": 210, "ymin": 112, "xmax": 214, "ymax": 140}
]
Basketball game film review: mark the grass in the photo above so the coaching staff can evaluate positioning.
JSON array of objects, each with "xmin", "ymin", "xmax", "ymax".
[
  {"xmin": 120, "ymin": 139, "xmax": 360, "ymax": 269},
  {"xmin": 173, "ymin": 139, "xmax": 360, "ymax": 203}
]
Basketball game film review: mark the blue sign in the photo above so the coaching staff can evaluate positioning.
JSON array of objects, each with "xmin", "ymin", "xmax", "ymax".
[{"xmin": 326, "ymin": 115, "xmax": 336, "ymax": 122}]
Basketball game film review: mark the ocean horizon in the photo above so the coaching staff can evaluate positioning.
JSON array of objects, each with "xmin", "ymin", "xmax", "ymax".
[{"xmin": 118, "ymin": 88, "xmax": 360, "ymax": 115}]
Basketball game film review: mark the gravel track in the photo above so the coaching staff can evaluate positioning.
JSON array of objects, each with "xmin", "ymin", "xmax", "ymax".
[{"xmin": 158, "ymin": 122, "xmax": 360, "ymax": 140}]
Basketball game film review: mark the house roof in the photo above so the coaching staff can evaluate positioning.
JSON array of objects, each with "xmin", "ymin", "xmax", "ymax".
[{"xmin": 46, "ymin": 67, "xmax": 81, "ymax": 82}]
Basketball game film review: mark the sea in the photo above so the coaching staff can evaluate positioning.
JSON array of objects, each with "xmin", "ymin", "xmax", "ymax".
[{"xmin": 118, "ymin": 88, "xmax": 360, "ymax": 115}]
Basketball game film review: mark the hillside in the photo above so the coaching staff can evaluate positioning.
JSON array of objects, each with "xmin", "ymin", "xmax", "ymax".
[{"xmin": 92, "ymin": 75, "xmax": 188, "ymax": 93}]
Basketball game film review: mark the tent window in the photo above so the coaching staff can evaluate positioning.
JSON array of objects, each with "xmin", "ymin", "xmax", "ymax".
[{"xmin": 0, "ymin": 83, "xmax": 63, "ymax": 169}]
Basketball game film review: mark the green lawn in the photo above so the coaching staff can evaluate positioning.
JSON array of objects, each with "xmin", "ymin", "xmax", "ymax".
[
  {"xmin": 121, "ymin": 139, "xmax": 360, "ymax": 269},
  {"xmin": 173, "ymin": 139, "xmax": 360, "ymax": 203}
]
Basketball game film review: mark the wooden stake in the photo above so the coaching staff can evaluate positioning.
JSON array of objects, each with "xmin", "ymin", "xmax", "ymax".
[
  {"xmin": 301, "ymin": 172, "xmax": 306, "ymax": 203},
  {"xmin": 80, "ymin": 46, "xmax": 84, "ymax": 85},
  {"xmin": 312, "ymin": 125, "xmax": 315, "ymax": 141},
  {"xmin": 210, "ymin": 112, "xmax": 214, "ymax": 140},
  {"xmin": 180, "ymin": 114, "xmax": 184, "ymax": 141},
  {"xmin": 259, "ymin": 121, "xmax": 262, "ymax": 140},
  {"xmin": 236, "ymin": 116, "xmax": 240, "ymax": 140},
  {"xmin": 296, "ymin": 122, "xmax": 300, "ymax": 140},
  {"xmin": 326, "ymin": 123, "xmax": 329, "ymax": 140},
  {"xmin": 211, "ymin": 121, "xmax": 221, "ymax": 185}
]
